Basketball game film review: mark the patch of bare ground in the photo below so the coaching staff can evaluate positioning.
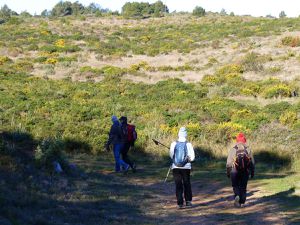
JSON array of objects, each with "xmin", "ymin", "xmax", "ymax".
[
  {"xmin": 127, "ymin": 173, "xmax": 289, "ymax": 225},
  {"xmin": 228, "ymin": 96, "xmax": 300, "ymax": 106},
  {"xmin": 31, "ymin": 22, "xmax": 300, "ymax": 83}
]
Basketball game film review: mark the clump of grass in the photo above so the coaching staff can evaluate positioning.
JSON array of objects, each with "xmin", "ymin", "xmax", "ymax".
[
  {"xmin": 281, "ymin": 36, "xmax": 300, "ymax": 47},
  {"xmin": 240, "ymin": 52, "xmax": 263, "ymax": 72}
]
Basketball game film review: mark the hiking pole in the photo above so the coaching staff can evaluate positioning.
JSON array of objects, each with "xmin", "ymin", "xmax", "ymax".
[
  {"xmin": 152, "ymin": 139, "xmax": 172, "ymax": 183},
  {"xmin": 164, "ymin": 165, "xmax": 172, "ymax": 183},
  {"xmin": 152, "ymin": 139, "xmax": 169, "ymax": 149}
]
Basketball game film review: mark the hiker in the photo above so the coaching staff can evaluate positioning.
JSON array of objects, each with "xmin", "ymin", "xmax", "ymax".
[
  {"xmin": 226, "ymin": 132, "xmax": 255, "ymax": 207},
  {"xmin": 105, "ymin": 115, "xmax": 130, "ymax": 173},
  {"xmin": 120, "ymin": 116, "xmax": 137, "ymax": 172},
  {"xmin": 170, "ymin": 127, "xmax": 195, "ymax": 209}
]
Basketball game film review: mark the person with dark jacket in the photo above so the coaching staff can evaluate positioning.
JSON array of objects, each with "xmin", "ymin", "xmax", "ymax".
[
  {"xmin": 105, "ymin": 115, "xmax": 129, "ymax": 173},
  {"xmin": 119, "ymin": 116, "xmax": 136, "ymax": 172},
  {"xmin": 226, "ymin": 133, "xmax": 255, "ymax": 207},
  {"xmin": 170, "ymin": 127, "xmax": 195, "ymax": 209}
]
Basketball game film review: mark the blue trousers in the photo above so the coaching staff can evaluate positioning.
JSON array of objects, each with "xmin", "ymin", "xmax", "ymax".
[{"xmin": 113, "ymin": 144, "xmax": 128, "ymax": 172}]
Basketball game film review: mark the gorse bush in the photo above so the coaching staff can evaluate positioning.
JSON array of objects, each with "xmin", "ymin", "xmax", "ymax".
[
  {"xmin": 262, "ymin": 84, "xmax": 292, "ymax": 98},
  {"xmin": 279, "ymin": 111, "xmax": 298, "ymax": 127},
  {"xmin": 35, "ymin": 138, "xmax": 67, "ymax": 170}
]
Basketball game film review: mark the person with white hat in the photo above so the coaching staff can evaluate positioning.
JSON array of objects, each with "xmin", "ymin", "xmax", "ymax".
[{"xmin": 169, "ymin": 127, "xmax": 195, "ymax": 209}]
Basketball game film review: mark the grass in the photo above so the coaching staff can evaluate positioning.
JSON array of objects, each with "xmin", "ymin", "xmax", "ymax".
[{"xmin": 0, "ymin": 12, "xmax": 300, "ymax": 224}]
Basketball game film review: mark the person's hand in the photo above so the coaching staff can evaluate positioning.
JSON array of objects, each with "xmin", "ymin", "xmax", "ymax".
[{"xmin": 226, "ymin": 167, "xmax": 231, "ymax": 178}]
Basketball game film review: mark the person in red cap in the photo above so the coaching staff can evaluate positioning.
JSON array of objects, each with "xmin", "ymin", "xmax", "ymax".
[{"xmin": 226, "ymin": 132, "xmax": 255, "ymax": 207}]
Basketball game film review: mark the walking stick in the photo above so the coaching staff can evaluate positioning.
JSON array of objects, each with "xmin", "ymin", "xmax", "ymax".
[
  {"xmin": 152, "ymin": 139, "xmax": 172, "ymax": 183},
  {"xmin": 164, "ymin": 165, "xmax": 172, "ymax": 183}
]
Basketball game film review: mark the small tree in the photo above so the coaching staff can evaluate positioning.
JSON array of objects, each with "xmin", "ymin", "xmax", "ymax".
[
  {"xmin": 279, "ymin": 11, "xmax": 286, "ymax": 18},
  {"xmin": 153, "ymin": 1, "xmax": 168, "ymax": 17},
  {"xmin": 41, "ymin": 9, "xmax": 50, "ymax": 17},
  {"xmin": 20, "ymin": 11, "xmax": 32, "ymax": 17},
  {"xmin": 192, "ymin": 6, "xmax": 205, "ymax": 17},
  {"xmin": 220, "ymin": 8, "xmax": 227, "ymax": 16},
  {"xmin": 0, "ymin": 4, "xmax": 12, "ymax": 21}
]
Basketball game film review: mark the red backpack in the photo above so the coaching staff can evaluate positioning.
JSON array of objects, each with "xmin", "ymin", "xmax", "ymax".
[{"xmin": 127, "ymin": 124, "xmax": 137, "ymax": 142}]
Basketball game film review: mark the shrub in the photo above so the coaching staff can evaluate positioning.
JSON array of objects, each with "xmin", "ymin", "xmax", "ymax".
[
  {"xmin": 35, "ymin": 138, "xmax": 67, "ymax": 171},
  {"xmin": 202, "ymin": 98, "xmax": 242, "ymax": 122},
  {"xmin": 240, "ymin": 52, "xmax": 263, "ymax": 72},
  {"xmin": 201, "ymin": 74, "xmax": 223, "ymax": 86},
  {"xmin": 281, "ymin": 36, "xmax": 300, "ymax": 47},
  {"xmin": 231, "ymin": 109, "xmax": 269, "ymax": 130},
  {"xmin": 263, "ymin": 102, "xmax": 292, "ymax": 119},
  {"xmin": 262, "ymin": 84, "xmax": 292, "ymax": 98},
  {"xmin": 45, "ymin": 58, "xmax": 58, "ymax": 65},
  {"xmin": 0, "ymin": 56, "xmax": 12, "ymax": 65},
  {"xmin": 217, "ymin": 64, "xmax": 243, "ymax": 75},
  {"xmin": 193, "ymin": 6, "xmax": 206, "ymax": 17},
  {"xmin": 279, "ymin": 111, "xmax": 298, "ymax": 127},
  {"xmin": 205, "ymin": 122, "xmax": 248, "ymax": 144}
]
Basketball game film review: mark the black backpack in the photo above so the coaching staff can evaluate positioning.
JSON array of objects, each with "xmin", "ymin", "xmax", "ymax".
[
  {"xmin": 234, "ymin": 143, "xmax": 251, "ymax": 172},
  {"xmin": 173, "ymin": 141, "xmax": 189, "ymax": 167}
]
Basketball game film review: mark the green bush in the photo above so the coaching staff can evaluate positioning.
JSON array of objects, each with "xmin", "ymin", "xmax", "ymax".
[
  {"xmin": 263, "ymin": 102, "xmax": 292, "ymax": 119},
  {"xmin": 205, "ymin": 122, "xmax": 248, "ymax": 144},
  {"xmin": 192, "ymin": 6, "xmax": 206, "ymax": 17},
  {"xmin": 240, "ymin": 52, "xmax": 263, "ymax": 72},
  {"xmin": 262, "ymin": 84, "xmax": 292, "ymax": 98},
  {"xmin": 279, "ymin": 111, "xmax": 298, "ymax": 127},
  {"xmin": 217, "ymin": 64, "xmax": 243, "ymax": 75},
  {"xmin": 34, "ymin": 138, "xmax": 67, "ymax": 171},
  {"xmin": 281, "ymin": 36, "xmax": 300, "ymax": 47}
]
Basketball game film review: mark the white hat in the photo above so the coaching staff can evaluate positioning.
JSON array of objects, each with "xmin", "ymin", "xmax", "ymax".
[{"xmin": 178, "ymin": 127, "xmax": 187, "ymax": 138}]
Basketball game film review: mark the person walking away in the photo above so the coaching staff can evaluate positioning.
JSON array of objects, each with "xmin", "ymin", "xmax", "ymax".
[
  {"xmin": 105, "ymin": 115, "xmax": 129, "ymax": 173},
  {"xmin": 226, "ymin": 132, "xmax": 255, "ymax": 207},
  {"xmin": 170, "ymin": 127, "xmax": 195, "ymax": 209},
  {"xmin": 119, "ymin": 116, "xmax": 137, "ymax": 172}
]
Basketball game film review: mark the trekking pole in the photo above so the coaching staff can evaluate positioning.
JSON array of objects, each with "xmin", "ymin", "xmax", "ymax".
[
  {"xmin": 164, "ymin": 165, "xmax": 172, "ymax": 183},
  {"xmin": 152, "ymin": 139, "xmax": 172, "ymax": 183},
  {"xmin": 152, "ymin": 139, "xmax": 169, "ymax": 149}
]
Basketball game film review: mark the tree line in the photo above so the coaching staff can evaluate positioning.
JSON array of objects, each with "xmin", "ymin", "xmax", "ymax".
[{"xmin": 0, "ymin": 0, "xmax": 290, "ymax": 23}]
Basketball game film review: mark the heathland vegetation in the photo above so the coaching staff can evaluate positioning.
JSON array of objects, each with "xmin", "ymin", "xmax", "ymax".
[{"xmin": 0, "ymin": 1, "xmax": 300, "ymax": 224}]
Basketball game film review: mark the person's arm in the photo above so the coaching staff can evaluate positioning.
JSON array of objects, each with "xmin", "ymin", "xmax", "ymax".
[
  {"xmin": 226, "ymin": 148, "xmax": 235, "ymax": 177},
  {"xmin": 169, "ymin": 142, "xmax": 176, "ymax": 159},
  {"xmin": 187, "ymin": 143, "xmax": 195, "ymax": 162},
  {"xmin": 248, "ymin": 147, "xmax": 255, "ymax": 178},
  {"xmin": 105, "ymin": 125, "xmax": 115, "ymax": 150}
]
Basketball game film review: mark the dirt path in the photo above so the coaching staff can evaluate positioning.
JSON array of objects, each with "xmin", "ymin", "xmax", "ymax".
[{"xmin": 129, "ymin": 175, "xmax": 289, "ymax": 225}]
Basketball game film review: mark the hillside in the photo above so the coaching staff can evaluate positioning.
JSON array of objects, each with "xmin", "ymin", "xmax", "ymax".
[{"xmin": 0, "ymin": 13, "xmax": 300, "ymax": 224}]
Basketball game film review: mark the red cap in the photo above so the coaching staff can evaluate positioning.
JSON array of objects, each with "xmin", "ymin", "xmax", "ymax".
[{"xmin": 236, "ymin": 132, "xmax": 246, "ymax": 143}]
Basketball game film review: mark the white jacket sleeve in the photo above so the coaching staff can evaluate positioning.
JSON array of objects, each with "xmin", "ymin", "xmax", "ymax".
[
  {"xmin": 169, "ymin": 142, "xmax": 176, "ymax": 159},
  {"xmin": 187, "ymin": 143, "xmax": 195, "ymax": 162}
]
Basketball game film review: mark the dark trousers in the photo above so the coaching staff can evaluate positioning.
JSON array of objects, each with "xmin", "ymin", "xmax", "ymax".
[
  {"xmin": 121, "ymin": 143, "xmax": 134, "ymax": 168},
  {"xmin": 230, "ymin": 169, "xmax": 249, "ymax": 204},
  {"xmin": 173, "ymin": 169, "xmax": 192, "ymax": 206}
]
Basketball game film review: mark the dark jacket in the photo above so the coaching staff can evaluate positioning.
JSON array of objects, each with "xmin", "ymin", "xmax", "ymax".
[{"xmin": 106, "ymin": 121, "xmax": 124, "ymax": 145}]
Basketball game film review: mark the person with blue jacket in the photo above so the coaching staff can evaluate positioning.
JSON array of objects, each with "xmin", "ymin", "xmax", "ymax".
[
  {"xmin": 105, "ymin": 115, "xmax": 129, "ymax": 173},
  {"xmin": 170, "ymin": 127, "xmax": 195, "ymax": 209}
]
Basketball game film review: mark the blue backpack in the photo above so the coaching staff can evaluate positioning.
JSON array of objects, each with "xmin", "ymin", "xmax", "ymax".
[{"xmin": 173, "ymin": 141, "xmax": 189, "ymax": 167}]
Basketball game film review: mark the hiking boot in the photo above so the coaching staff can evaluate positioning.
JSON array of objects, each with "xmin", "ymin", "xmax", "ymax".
[
  {"xmin": 234, "ymin": 196, "xmax": 241, "ymax": 208},
  {"xmin": 186, "ymin": 201, "xmax": 193, "ymax": 208},
  {"xmin": 177, "ymin": 204, "xmax": 184, "ymax": 209},
  {"xmin": 132, "ymin": 163, "xmax": 137, "ymax": 173},
  {"xmin": 123, "ymin": 165, "xmax": 130, "ymax": 174}
]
